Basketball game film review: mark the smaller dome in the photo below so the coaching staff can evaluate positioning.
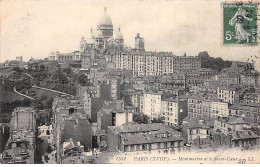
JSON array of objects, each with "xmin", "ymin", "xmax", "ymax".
[
  {"xmin": 96, "ymin": 29, "xmax": 103, "ymax": 38},
  {"xmin": 114, "ymin": 28, "xmax": 123, "ymax": 40},
  {"xmin": 87, "ymin": 28, "xmax": 96, "ymax": 43}
]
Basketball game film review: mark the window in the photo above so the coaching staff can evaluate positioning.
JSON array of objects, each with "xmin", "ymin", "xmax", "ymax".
[
  {"xmin": 124, "ymin": 145, "xmax": 128, "ymax": 152},
  {"xmin": 164, "ymin": 142, "xmax": 168, "ymax": 149},
  {"xmin": 170, "ymin": 142, "xmax": 174, "ymax": 148},
  {"xmin": 130, "ymin": 145, "xmax": 135, "ymax": 151},
  {"xmin": 142, "ymin": 144, "xmax": 147, "ymax": 150},
  {"xmin": 157, "ymin": 143, "xmax": 161, "ymax": 149}
]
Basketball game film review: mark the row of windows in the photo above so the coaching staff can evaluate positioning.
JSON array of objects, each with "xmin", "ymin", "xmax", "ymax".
[
  {"xmin": 124, "ymin": 141, "xmax": 183, "ymax": 152},
  {"xmin": 189, "ymin": 129, "xmax": 209, "ymax": 135}
]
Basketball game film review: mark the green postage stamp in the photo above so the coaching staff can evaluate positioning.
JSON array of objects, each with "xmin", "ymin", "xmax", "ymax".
[{"xmin": 222, "ymin": 2, "xmax": 258, "ymax": 45}]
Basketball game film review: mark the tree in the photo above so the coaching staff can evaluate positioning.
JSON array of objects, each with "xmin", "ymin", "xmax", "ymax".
[
  {"xmin": 12, "ymin": 67, "xmax": 23, "ymax": 73},
  {"xmin": 151, "ymin": 117, "xmax": 164, "ymax": 123},
  {"xmin": 31, "ymin": 100, "xmax": 44, "ymax": 110},
  {"xmin": 133, "ymin": 113, "xmax": 149, "ymax": 124},
  {"xmin": 77, "ymin": 74, "xmax": 90, "ymax": 86},
  {"xmin": 199, "ymin": 51, "xmax": 232, "ymax": 71},
  {"xmin": 62, "ymin": 67, "xmax": 73, "ymax": 76},
  {"xmin": 39, "ymin": 65, "xmax": 45, "ymax": 71},
  {"xmin": 45, "ymin": 98, "xmax": 54, "ymax": 109},
  {"xmin": 52, "ymin": 69, "xmax": 69, "ymax": 84}
]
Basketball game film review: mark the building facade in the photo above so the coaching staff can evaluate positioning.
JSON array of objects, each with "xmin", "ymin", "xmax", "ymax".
[{"xmin": 107, "ymin": 123, "xmax": 184, "ymax": 154}]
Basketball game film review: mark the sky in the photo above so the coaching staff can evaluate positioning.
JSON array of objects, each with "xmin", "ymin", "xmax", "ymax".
[{"xmin": 0, "ymin": 0, "xmax": 259, "ymax": 64}]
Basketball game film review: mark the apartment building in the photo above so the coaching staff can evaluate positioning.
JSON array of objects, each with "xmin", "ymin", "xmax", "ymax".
[{"xmin": 107, "ymin": 123, "xmax": 184, "ymax": 154}]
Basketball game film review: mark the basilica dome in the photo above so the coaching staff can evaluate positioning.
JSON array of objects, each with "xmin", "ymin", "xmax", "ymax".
[
  {"xmin": 98, "ymin": 7, "xmax": 113, "ymax": 26},
  {"xmin": 97, "ymin": 7, "xmax": 113, "ymax": 38}
]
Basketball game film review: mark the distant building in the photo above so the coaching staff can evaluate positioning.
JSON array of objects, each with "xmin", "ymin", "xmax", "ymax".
[
  {"xmin": 97, "ymin": 100, "xmax": 132, "ymax": 132},
  {"xmin": 182, "ymin": 117, "xmax": 214, "ymax": 144},
  {"xmin": 218, "ymin": 61, "xmax": 258, "ymax": 87},
  {"xmin": 77, "ymin": 85, "xmax": 101, "ymax": 118},
  {"xmin": 134, "ymin": 33, "xmax": 145, "ymax": 52},
  {"xmin": 217, "ymin": 86, "xmax": 238, "ymax": 104},
  {"xmin": 48, "ymin": 51, "xmax": 82, "ymax": 62},
  {"xmin": 243, "ymin": 92, "xmax": 259, "ymax": 104},
  {"xmin": 229, "ymin": 130, "xmax": 259, "ymax": 149},
  {"xmin": 114, "ymin": 52, "xmax": 201, "ymax": 77},
  {"xmin": 2, "ymin": 107, "xmax": 36, "ymax": 164},
  {"xmin": 16, "ymin": 56, "xmax": 23, "ymax": 63},
  {"xmin": 38, "ymin": 124, "xmax": 53, "ymax": 144},
  {"xmin": 210, "ymin": 100, "xmax": 229, "ymax": 118},
  {"xmin": 62, "ymin": 116, "xmax": 92, "ymax": 151},
  {"xmin": 198, "ymin": 100, "xmax": 211, "ymax": 120},
  {"xmin": 143, "ymin": 91, "xmax": 163, "ymax": 120},
  {"xmin": 188, "ymin": 95, "xmax": 204, "ymax": 118},
  {"xmin": 107, "ymin": 123, "xmax": 184, "ymax": 154},
  {"xmin": 162, "ymin": 97, "xmax": 188, "ymax": 126},
  {"xmin": 214, "ymin": 116, "xmax": 247, "ymax": 135},
  {"xmin": 52, "ymin": 96, "xmax": 90, "ymax": 163},
  {"xmin": 11, "ymin": 107, "xmax": 35, "ymax": 131},
  {"xmin": 214, "ymin": 116, "xmax": 259, "ymax": 150},
  {"xmin": 229, "ymin": 102, "xmax": 260, "ymax": 128},
  {"xmin": 185, "ymin": 71, "xmax": 203, "ymax": 88},
  {"xmin": 159, "ymin": 73, "xmax": 186, "ymax": 89}
]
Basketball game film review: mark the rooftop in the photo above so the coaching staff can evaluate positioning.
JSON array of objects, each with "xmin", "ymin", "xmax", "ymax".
[
  {"xmin": 183, "ymin": 117, "xmax": 214, "ymax": 129},
  {"xmin": 216, "ymin": 116, "xmax": 246, "ymax": 125},
  {"xmin": 231, "ymin": 130, "xmax": 259, "ymax": 140},
  {"xmin": 162, "ymin": 97, "xmax": 178, "ymax": 103},
  {"xmin": 121, "ymin": 129, "xmax": 183, "ymax": 145},
  {"xmin": 110, "ymin": 122, "xmax": 175, "ymax": 134}
]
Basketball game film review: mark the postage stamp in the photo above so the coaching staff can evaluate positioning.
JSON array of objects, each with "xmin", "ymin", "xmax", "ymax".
[{"xmin": 222, "ymin": 2, "xmax": 258, "ymax": 45}]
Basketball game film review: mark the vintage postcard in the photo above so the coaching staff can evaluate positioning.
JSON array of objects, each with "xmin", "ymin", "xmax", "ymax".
[{"xmin": 0, "ymin": 0, "xmax": 260, "ymax": 165}]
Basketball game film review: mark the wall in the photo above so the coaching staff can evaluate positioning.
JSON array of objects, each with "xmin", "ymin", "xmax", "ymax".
[
  {"xmin": 178, "ymin": 99, "xmax": 188, "ymax": 124},
  {"xmin": 13, "ymin": 112, "xmax": 34, "ymax": 130},
  {"xmin": 107, "ymin": 127, "xmax": 119, "ymax": 152},
  {"xmin": 62, "ymin": 118, "xmax": 92, "ymax": 151}
]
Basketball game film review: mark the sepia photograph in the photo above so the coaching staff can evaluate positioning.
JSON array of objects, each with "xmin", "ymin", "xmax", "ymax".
[{"xmin": 0, "ymin": 0, "xmax": 260, "ymax": 164}]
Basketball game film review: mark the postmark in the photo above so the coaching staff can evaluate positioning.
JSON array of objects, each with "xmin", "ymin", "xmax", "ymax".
[{"xmin": 222, "ymin": 2, "xmax": 258, "ymax": 45}]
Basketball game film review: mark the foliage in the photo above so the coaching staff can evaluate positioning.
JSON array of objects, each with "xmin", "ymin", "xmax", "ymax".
[
  {"xmin": 51, "ymin": 69, "xmax": 69, "ymax": 84},
  {"xmin": 133, "ymin": 113, "xmax": 149, "ymax": 124},
  {"xmin": 45, "ymin": 98, "xmax": 54, "ymax": 109},
  {"xmin": 39, "ymin": 64, "xmax": 46, "ymax": 71},
  {"xmin": 31, "ymin": 100, "xmax": 45, "ymax": 110},
  {"xmin": 0, "ymin": 99, "xmax": 31, "ymax": 113},
  {"xmin": 62, "ymin": 67, "xmax": 74, "ymax": 76},
  {"xmin": 31, "ymin": 71, "xmax": 50, "ymax": 81},
  {"xmin": 1, "ymin": 76, "xmax": 31, "ymax": 92},
  {"xmin": 151, "ymin": 117, "xmax": 164, "ymax": 123},
  {"xmin": 199, "ymin": 51, "xmax": 232, "ymax": 71},
  {"xmin": 12, "ymin": 67, "xmax": 23, "ymax": 73},
  {"xmin": 77, "ymin": 74, "xmax": 90, "ymax": 86}
]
